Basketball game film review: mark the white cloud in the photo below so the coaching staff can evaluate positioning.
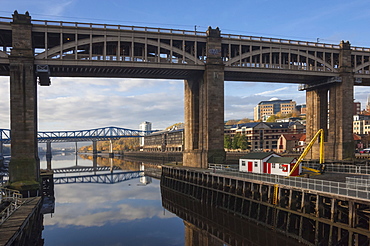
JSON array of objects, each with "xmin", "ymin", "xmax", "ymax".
[
  {"xmin": 41, "ymin": 1, "xmax": 74, "ymax": 16},
  {"xmin": 0, "ymin": 78, "xmax": 10, "ymax": 129},
  {"xmin": 254, "ymin": 87, "xmax": 289, "ymax": 96},
  {"xmin": 45, "ymin": 202, "xmax": 174, "ymax": 227},
  {"xmin": 44, "ymin": 181, "xmax": 176, "ymax": 228},
  {"xmin": 35, "ymin": 78, "xmax": 184, "ymax": 130}
]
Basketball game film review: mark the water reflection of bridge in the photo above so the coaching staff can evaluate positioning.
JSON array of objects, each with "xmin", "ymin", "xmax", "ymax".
[
  {"xmin": 52, "ymin": 166, "xmax": 121, "ymax": 174},
  {"xmin": 53, "ymin": 171, "xmax": 143, "ymax": 184}
]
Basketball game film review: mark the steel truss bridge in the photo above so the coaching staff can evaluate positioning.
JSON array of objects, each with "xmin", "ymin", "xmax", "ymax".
[
  {"xmin": 1, "ymin": 14, "xmax": 370, "ymax": 85},
  {"xmin": 53, "ymin": 171, "xmax": 143, "ymax": 184},
  {"xmin": 1, "ymin": 166, "xmax": 131, "ymax": 181},
  {"xmin": 0, "ymin": 126, "xmax": 156, "ymax": 144},
  {"xmin": 52, "ymin": 166, "xmax": 122, "ymax": 174}
]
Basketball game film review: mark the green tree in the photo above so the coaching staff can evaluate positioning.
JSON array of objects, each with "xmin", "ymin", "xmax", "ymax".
[
  {"xmin": 266, "ymin": 115, "xmax": 277, "ymax": 122},
  {"xmin": 237, "ymin": 134, "xmax": 248, "ymax": 150},
  {"xmin": 232, "ymin": 133, "xmax": 240, "ymax": 149},
  {"xmin": 224, "ymin": 135, "xmax": 232, "ymax": 149}
]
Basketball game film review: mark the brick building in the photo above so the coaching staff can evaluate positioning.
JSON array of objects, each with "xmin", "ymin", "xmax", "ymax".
[
  {"xmin": 277, "ymin": 133, "xmax": 305, "ymax": 153},
  {"xmin": 226, "ymin": 121, "xmax": 305, "ymax": 151},
  {"xmin": 143, "ymin": 129, "xmax": 183, "ymax": 152}
]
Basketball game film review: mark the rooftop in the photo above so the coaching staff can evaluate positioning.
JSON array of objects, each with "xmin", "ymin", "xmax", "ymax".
[{"xmin": 240, "ymin": 152, "xmax": 277, "ymax": 159}]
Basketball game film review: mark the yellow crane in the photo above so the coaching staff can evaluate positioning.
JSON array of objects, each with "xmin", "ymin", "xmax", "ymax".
[{"xmin": 288, "ymin": 129, "xmax": 324, "ymax": 177}]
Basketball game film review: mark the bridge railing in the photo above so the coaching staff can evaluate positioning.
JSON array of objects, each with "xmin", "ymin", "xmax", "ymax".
[
  {"xmin": 304, "ymin": 163, "xmax": 370, "ymax": 175},
  {"xmin": 221, "ymin": 33, "xmax": 341, "ymax": 49},
  {"xmin": 0, "ymin": 17, "xmax": 11, "ymax": 23},
  {"xmin": 208, "ymin": 163, "xmax": 238, "ymax": 171},
  {"xmin": 346, "ymin": 176, "xmax": 370, "ymax": 191},
  {"xmin": 208, "ymin": 164, "xmax": 370, "ymax": 200},
  {"xmin": 0, "ymin": 188, "xmax": 23, "ymax": 225},
  {"xmin": 31, "ymin": 18, "xmax": 207, "ymax": 36},
  {"xmin": 2, "ymin": 16, "xmax": 370, "ymax": 53}
]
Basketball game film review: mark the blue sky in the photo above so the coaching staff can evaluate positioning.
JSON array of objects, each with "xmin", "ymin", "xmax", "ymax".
[{"xmin": 1, "ymin": 0, "xmax": 370, "ymax": 131}]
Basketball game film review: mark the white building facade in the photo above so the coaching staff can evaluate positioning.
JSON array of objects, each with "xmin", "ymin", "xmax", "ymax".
[{"xmin": 139, "ymin": 121, "xmax": 152, "ymax": 146}]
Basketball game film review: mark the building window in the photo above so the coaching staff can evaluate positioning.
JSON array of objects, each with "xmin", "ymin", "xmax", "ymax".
[
  {"xmin": 254, "ymin": 161, "xmax": 258, "ymax": 167},
  {"xmin": 242, "ymin": 161, "xmax": 246, "ymax": 166}
]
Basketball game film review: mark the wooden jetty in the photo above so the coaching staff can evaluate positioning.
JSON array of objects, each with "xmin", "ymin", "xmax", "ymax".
[{"xmin": 0, "ymin": 197, "xmax": 43, "ymax": 246}]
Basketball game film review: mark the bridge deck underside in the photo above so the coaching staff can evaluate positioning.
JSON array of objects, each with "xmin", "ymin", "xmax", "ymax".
[
  {"xmin": 48, "ymin": 65, "xmax": 202, "ymax": 79},
  {"xmin": 2, "ymin": 62, "xmax": 370, "ymax": 86},
  {"xmin": 3, "ymin": 62, "xmax": 370, "ymax": 86},
  {"xmin": 224, "ymin": 70, "xmax": 331, "ymax": 84}
]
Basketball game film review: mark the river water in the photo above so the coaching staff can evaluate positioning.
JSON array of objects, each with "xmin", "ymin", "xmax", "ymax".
[{"xmin": 39, "ymin": 153, "xmax": 300, "ymax": 246}]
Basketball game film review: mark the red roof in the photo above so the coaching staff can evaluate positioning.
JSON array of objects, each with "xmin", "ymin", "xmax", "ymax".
[
  {"xmin": 282, "ymin": 134, "xmax": 304, "ymax": 141},
  {"xmin": 353, "ymin": 134, "xmax": 361, "ymax": 141}
]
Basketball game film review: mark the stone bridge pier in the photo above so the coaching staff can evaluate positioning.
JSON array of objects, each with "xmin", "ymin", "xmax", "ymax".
[
  {"xmin": 8, "ymin": 11, "xmax": 40, "ymax": 195},
  {"xmin": 183, "ymin": 27, "xmax": 225, "ymax": 168},
  {"xmin": 306, "ymin": 41, "xmax": 354, "ymax": 160}
]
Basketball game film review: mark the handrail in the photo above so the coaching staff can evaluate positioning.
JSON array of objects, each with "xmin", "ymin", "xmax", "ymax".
[
  {"xmin": 304, "ymin": 163, "xmax": 370, "ymax": 175},
  {"xmin": 0, "ymin": 188, "xmax": 23, "ymax": 225},
  {"xmin": 209, "ymin": 167, "xmax": 370, "ymax": 200},
  {"xmin": 0, "ymin": 17, "xmax": 11, "ymax": 22}
]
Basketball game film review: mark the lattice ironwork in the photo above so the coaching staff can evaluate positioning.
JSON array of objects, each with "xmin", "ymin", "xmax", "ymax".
[
  {"xmin": 0, "ymin": 126, "xmax": 157, "ymax": 143},
  {"xmin": 53, "ymin": 171, "xmax": 143, "ymax": 184}
]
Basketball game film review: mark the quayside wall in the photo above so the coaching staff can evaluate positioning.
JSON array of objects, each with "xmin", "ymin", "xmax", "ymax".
[
  {"xmin": 161, "ymin": 166, "xmax": 370, "ymax": 246},
  {"xmin": 161, "ymin": 185, "xmax": 301, "ymax": 246},
  {"xmin": 121, "ymin": 151, "xmax": 246, "ymax": 164}
]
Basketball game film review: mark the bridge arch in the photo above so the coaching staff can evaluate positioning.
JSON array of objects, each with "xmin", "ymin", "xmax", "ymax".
[
  {"xmin": 225, "ymin": 48, "xmax": 336, "ymax": 72},
  {"xmin": 354, "ymin": 61, "xmax": 370, "ymax": 74},
  {"xmin": 35, "ymin": 36, "xmax": 204, "ymax": 65}
]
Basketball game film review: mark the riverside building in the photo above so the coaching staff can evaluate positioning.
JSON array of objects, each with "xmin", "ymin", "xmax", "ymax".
[{"xmin": 254, "ymin": 98, "xmax": 297, "ymax": 121}]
